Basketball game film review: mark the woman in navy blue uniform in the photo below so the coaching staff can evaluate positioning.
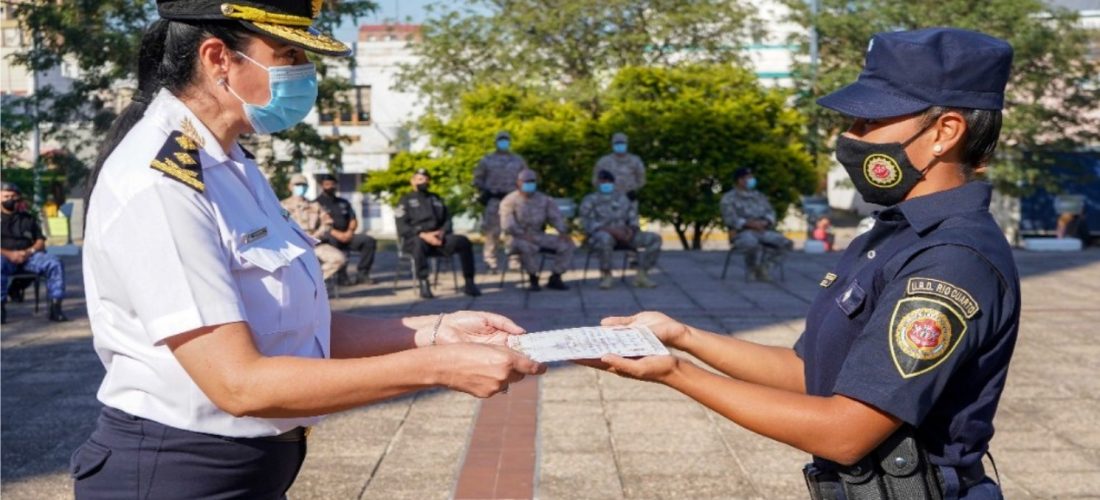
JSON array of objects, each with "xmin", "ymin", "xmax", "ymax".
[{"xmin": 588, "ymin": 28, "xmax": 1018, "ymax": 499}]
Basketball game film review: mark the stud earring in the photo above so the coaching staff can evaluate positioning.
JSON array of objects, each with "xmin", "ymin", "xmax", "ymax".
[
  {"xmin": 933, "ymin": 144, "xmax": 943, "ymax": 154},
  {"xmin": 217, "ymin": 77, "xmax": 227, "ymax": 87}
]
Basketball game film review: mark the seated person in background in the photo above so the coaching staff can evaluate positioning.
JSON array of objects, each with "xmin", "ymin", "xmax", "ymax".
[
  {"xmin": 280, "ymin": 174, "xmax": 347, "ymax": 281},
  {"xmin": 499, "ymin": 169, "xmax": 574, "ymax": 291},
  {"xmin": 315, "ymin": 173, "xmax": 376, "ymax": 285},
  {"xmin": 395, "ymin": 169, "xmax": 481, "ymax": 299},
  {"xmin": 719, "ymin": 167, "xmax": 793, "ymax": 281},
  {"xmin": 812, "ymin": 217, "xmax": 835, "ymax": 252},
  {"xmin": 1, "ymin": 182, "xmax": 68, "ymax": 323},
  {"xmin": 580, "ymin": 170, "xmax": 661, "ymax": 289},
  {"xmin": 1056, "ymin": 212, "xmax": 1083, "ymax": 240}
]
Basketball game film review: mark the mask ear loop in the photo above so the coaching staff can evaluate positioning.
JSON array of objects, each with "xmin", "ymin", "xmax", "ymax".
[{"xmin": 902, "ymin": 114, "xmax": 943, "ymax": 179}]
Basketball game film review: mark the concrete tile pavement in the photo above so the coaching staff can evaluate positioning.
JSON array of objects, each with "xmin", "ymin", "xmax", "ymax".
[{"xmin": 2, "ymin": 248, "xmax": 1099, "ymax": 498}]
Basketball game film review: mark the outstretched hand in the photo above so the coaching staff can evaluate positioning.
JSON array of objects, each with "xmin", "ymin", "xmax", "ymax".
[
  {"xmin": 434, "ymin": 311, "xmax": 526, "ymax": 347},
  {"xmin": 578, "ymin": 354, "xmax": 681, "ymax": 383},
  {"xmin": 601, "ymin": 311, "xmax": 691, "ymax": 348}
]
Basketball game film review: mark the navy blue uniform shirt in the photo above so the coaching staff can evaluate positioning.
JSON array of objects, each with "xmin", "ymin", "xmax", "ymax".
[{"xmin": 794, "ymin": 182, "xmax": 1020, "ymax": 470}]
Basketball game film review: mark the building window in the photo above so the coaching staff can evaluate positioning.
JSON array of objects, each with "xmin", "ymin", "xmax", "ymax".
[
  {"xmin": 3, "ymin": 27, "xmax": 23, "ymax": 47},
  {"xmin": 320, "ymin": 85, "xmax": 371, "ymax": 125}
]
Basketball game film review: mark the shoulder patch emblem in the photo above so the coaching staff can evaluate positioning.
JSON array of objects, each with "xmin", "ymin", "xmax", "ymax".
[
  {"xmin": 906, "ymin": 278, "xmax": 980, "ymax": 319},
  {"xmin": 150, "ymin": 131, "xmax": 204, "ymax": 193},
  {"xmin": 820, "ymin": 272, "xmax": 838, "ymax": 288},
  {"xmin": 889, "ymin": 297, "xmax": 968, "ymax": 378}
]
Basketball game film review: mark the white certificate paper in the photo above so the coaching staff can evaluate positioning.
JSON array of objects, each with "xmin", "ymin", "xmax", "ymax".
[{"xmin": 507, "ymin": 326, "xmax": 670, "ymax": 363}]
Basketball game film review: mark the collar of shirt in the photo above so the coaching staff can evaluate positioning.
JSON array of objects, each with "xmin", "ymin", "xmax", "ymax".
[
  {"xmin": 145, "ymin": 89, "xmax": 250, "ymax": 168},
  {"xmin": 887, "ymin": 181, "xmax": 993, "ymax": 235}
]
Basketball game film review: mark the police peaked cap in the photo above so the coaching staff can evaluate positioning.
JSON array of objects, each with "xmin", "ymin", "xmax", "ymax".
[{"xmin": 156, "ymin": 0, "xmax": 352, "ymax": 56}]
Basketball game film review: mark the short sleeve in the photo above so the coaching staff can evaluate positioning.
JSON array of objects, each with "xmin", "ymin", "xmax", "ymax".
[
  {"xmin": 832, "ymin": 245, "xmax": 1005, "ymax": 425},
  {"xmin": 100, "ymin": 183, "xmax": 246, "ymax": 344}
]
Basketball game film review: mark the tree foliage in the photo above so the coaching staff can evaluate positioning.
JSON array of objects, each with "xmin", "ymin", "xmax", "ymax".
[
  {"xmin": 603, "ymin": 65, "xmax": 815, "ymax": 249},
  {"xmin": 2, "ymin": 0, "xmax": 376, "ymax": 200},
  {"xmin": 781, "ymin": 0, "xmax": 1100, "ymax": 195},
  {"xmin": 398, "ymin": 0, "xmax": 762, "ymax": 114},
  {"xmin": 368, "ymin": 65, "xmax": 814, "ymax": 250}
]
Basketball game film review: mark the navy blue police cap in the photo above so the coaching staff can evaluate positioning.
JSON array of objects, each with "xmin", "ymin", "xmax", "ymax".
[{"xmin": 817, "ymin": 28, "xmax": 1013, "ymax": 119}]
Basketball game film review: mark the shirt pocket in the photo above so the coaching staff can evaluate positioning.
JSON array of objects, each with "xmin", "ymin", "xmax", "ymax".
[{"xmin": 232, "ymin": 238, "xmax": 292, "ymax": 336}]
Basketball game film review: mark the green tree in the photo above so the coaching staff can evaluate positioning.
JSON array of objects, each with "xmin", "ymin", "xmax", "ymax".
[
  {"xmin": 363, "ymin": 84, "xmax": 596, "ymax": 215},
  {"xmin": 602, "ymin": 65, "xmax": 815, "ymax": 249},
  {"xmin": 2, "ymin": 0, "xmax": 376, "ymax": 202},
  {"xmin": 398, "ymin": 0, "xmax": 762, "ymax": 114},
  {"xmin": 782, "ymin": 0, "xmax": 1100, "ymax": 195}
]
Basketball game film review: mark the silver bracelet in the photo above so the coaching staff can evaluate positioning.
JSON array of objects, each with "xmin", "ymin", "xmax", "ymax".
[{"xmin": 429, "ymin": 313, "xmax": 446, "ymax": 346}]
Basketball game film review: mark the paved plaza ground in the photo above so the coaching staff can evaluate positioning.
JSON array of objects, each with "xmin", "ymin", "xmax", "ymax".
[{"xmin": 2, "ymin": 245, "xmax": 1099, "ymax": 499}]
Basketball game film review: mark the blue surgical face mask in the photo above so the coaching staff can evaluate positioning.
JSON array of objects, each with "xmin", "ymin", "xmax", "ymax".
[
  {"xmin": 521, "ymin": 181, "xmax": 537, "ymax": 193},
  {"xmin": 497, "ymin": 139, "xmax": 511, "ymax": 151},
  {"xmin": 612, "ymin": 143, "xmax": 627, "ymax": 154},
  {"xmin": 599, "ymin": 183, "xmax": 615, "ymax": 194},
  {"xmin": 746, "ymin": 177, "xmax": 758, "ymax": 190},
  {"xmin": 225, "ymin": 51, "xmax": 318, "ymax": 135},
  {"xmin": 293, "ymin": 184, "xmax": 308, "ymax": 197}
]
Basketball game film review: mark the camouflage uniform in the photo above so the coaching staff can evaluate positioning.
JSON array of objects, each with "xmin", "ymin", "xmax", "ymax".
[
  {"xmin": 473, "ymin": 152, "xmax": 528, "ymax": 269},
  {"xmin": 719, "ymin": 188, "xmax": 792, "ymax": 270},
  {"xmin": 579, "ymin": 191, "xmax": 661, "ymax": 272},
  {"xmin": 592, "ymin": 153, "xmax": 646, "ymax": 194},
  {"xmin": 499, "ymin": 191, "xmax": 575, "ymax": 274},
  {"xmin": 281, "ymin": 195, "xmax": 347, "ymax": 280}
]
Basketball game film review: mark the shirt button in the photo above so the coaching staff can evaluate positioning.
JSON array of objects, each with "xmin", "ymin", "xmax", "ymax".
[
  {"xmin": 894, "ymin": 456, "xmax": 908, "ymax": 468},
  {"xmin": 867, "ymin": 250, "xmax": 877, "ymax": 259}
]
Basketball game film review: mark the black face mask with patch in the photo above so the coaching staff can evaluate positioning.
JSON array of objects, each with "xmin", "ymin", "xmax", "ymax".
[
  {"xmin": 415, "ymin": 183, "xmax": 429, "ymax": 193},
  {"xmin": 1, "ymin": 200, "xmax": 16, "ymax": 211},
  {"xmin": 835, "ymin": 124, "xmax": 937, "ymax": 207}
]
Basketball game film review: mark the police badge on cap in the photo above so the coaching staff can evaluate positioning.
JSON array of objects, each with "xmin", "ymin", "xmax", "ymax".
[{"xmin": 156, "ymin": 0, "xmax": 351, "ymax": 56}]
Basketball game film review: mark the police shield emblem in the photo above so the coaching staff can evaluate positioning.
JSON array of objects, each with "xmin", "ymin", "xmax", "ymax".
[
  {"xmin": 888, "ymin": 297, "xmax": 967, "ymax": 378},
  {"xmin": 863, "ymin": 154, "xmax": 903, "ymax": 188}
]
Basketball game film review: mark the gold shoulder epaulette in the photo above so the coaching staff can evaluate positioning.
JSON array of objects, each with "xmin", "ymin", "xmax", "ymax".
[{"xmin": 150, "ymin": 131, "xmax": 204, "ymax": 193}]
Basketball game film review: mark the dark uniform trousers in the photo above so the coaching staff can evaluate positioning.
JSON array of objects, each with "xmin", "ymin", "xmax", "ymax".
[
  {"xmin": 405, "ymin": 234, "xmax": 476, "ymax": 281},
  {"xmin": 323, "ymin": 233, "xmax": 376, "ymax": 276},
  {"xmin": 72, "ymin": 407, "xmax": 306, "ymax": 499}
]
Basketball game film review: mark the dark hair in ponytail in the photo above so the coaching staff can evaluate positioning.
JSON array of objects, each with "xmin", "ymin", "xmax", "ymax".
[{"xmin": 85, "ymin": 19, "xmax": 250, "ymax": 211}]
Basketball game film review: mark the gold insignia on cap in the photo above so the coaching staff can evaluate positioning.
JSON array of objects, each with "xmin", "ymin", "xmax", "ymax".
[
  {"xmin": 248, "ymin": 21, "xmax": 351, "ymax": 55},
  {"xmin": 220, "ymin": 3, "xmax": 314, "ymax": 26}
]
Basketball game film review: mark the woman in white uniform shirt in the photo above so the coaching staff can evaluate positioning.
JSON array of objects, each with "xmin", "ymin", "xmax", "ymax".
[{"xmin": 72, "ymin": 1, "xmax": 541, "ymax": 498}]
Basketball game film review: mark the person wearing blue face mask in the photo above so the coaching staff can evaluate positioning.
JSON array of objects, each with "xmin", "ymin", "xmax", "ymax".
[
  {"xmin": 580, "ymin": 170, "xmax": 662, "ymax": 289},
  {"xmin": 473, "ymin": 131, "xmax": 529, "ymax": 273},
  {"xmin": 280, "ymin": 173, "xmax": 346, "ymax": 282},
  {"xmin": 593, "ymin": 132, "xmax": 647, "ymax": 206},
  {"xmin": 719, "ymin": 167, "xmax": 792, "ymax": 281},
  {"xmin": 499, "ymin": 169, "xmax": 575, "ymax": 291},
  {"xmin": 75, "ymin": 1, "xmax": 544, "ymax": 497}
]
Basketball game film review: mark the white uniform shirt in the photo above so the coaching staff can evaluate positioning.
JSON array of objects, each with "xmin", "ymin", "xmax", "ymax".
[{"xmin": 83, "ymin": 89, "xmax": 331, "ymax": 437}]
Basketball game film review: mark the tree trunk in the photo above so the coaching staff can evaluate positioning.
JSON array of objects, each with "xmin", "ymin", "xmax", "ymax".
[
  {"xmin": 672, "ymin": 221, "xmax": 690, "ymax": 250},
  {"xmin": 690, "ymin": 222, "xmax": 705, "ymax": 250}
]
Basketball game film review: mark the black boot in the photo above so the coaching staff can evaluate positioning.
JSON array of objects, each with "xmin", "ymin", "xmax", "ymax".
[
  {"xmin": 418, "ymin": 280, "xmax": 435, "ymax": 299},
  {"xmin": 527, "ymin": 273, "xmax": 541, "ymax": 291},
  {"xmin": 463, "ymin": 279, "xmax": 482, "ymax": 297},
  {"xmin": 547, "ymin": 273, "xmax": 569, "ymax": 290},
  {"xmin": 49, "ymin": 299, "xmax": 69, "ymax": 322},
  {"xmin": 356, "ymin": 269, "xmax": 373, "ymax": 285}
]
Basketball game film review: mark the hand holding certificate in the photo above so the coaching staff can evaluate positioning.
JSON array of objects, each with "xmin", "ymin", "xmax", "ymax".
[{"xmin": 506, "ymin": 325, "xmax": 669, "ymax": 363}]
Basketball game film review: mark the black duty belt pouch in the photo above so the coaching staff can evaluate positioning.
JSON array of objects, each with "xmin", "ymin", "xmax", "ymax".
[{"xmin": 805, "ymin": 426, "xmax": 944, "ymax": 500}]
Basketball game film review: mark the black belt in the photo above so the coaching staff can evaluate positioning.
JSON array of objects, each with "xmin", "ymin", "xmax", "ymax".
[{"xmin": 256, "ymin": 426, "xmax": 311, "ymax": 443}]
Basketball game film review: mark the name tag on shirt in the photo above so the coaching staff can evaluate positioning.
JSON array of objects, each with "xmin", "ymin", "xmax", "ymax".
[{"xmin": 243, "ymin": 227, "xmax": 268, "ymax": 245}]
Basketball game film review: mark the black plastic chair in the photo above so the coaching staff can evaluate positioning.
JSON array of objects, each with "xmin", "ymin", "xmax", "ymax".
[
  {"xmin": 721, "ymin": 243, "xmax": 785, "ymax": 282},
  {"xmin": 499, "ymin": 247, "xmax": 561, "ymax": 289}
]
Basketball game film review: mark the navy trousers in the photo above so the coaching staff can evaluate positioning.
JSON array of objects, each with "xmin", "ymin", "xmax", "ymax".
[
  {"xmin": 72, "ymin": 407, "xmax": 307, "ymax": 500},
  {"xmin": 1, "ymin": 252, "xmax": 65, "ymax": 300}
]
